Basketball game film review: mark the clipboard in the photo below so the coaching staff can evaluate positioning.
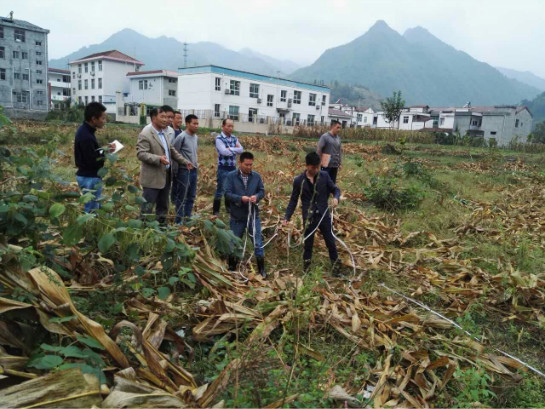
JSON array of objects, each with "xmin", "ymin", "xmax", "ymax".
[{"xmin": 321, "ymin": 153, "xmax": 331, "ymax": 168}]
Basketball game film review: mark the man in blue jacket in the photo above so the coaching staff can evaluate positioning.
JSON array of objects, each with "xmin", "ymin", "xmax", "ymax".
[
  {"xmin": 283, "ymin": 152, "xmax": 341, "ymax": 274},
  {"xmin": 224, "ymin": 151, "xmax": 266, "ymax": 278}
]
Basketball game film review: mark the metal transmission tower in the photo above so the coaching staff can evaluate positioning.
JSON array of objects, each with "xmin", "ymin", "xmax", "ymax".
[{"xmin": 183, "ymin": 42, "xmax": 188, "ymax": 68}]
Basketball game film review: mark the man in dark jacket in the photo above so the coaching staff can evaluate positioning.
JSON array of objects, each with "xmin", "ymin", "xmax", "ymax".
[
  {"xmin": 224, "ymin": 151, "xmax": 266, "ymax": 278},
  {"xmin": 283, "ymin": 152, "xmax": 341, "ymax": 274},
  {"xmin": 74, "ymin": 102, "xmax": 108, "ymax": 213}
]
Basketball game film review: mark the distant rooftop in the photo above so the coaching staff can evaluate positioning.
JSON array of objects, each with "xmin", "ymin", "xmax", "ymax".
[
  {"xmin": 178, "ymin": 65, "xmax": 330, "ymax": 92},
  {"xmin": 127, "ymin": 70, "xmax": 178, "ymax": 78},
  {"xmin": 71, "ymin": 50, "xmax": 144, "ymax": 66},
  {"xmin": 48, "ymin": 68, "xmax": 70, "ymax": 74},
  {"xmin": 328, "ymin": 108, "xmax": 353, "ymax": 119},
  {"xmin": 0, "ymin": 15, "xmax": 49, "ymax": 33}
]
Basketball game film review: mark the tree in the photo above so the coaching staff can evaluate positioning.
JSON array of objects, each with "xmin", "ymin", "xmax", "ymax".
[
  {"xmin": 529, "ymin": 121, "xmax": 545, "ymax": 144},
  {"xmin": 381, "ymin": 91, "xmax": 405, "ymax": 129}
]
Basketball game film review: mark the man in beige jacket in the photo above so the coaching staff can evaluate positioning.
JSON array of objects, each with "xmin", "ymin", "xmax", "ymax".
[{"xmin": 137, "ymin": 107, "xmax": 189, "ymax": 224}]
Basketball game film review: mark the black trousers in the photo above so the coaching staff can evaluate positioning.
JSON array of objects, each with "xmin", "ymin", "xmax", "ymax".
[
  {"xmin": 141, "ymin": 173, "xmax": 171, "ymax": 224},
  {"xmin": 303, "ymin": 211, "xmax": 338, "ymax": 262},
  {"xmin": 321, "ymin": 166, "xmax": 338, "ymax": 184}
]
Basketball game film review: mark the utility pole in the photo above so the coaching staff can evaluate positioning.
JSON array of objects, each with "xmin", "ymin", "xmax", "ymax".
[{"xmin": 183, "ymin": 42, "xmax": 188, "ymax": 68}]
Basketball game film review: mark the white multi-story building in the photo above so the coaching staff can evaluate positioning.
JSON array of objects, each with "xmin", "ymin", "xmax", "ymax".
[
  {"xmin": 69, "ymin": 50, "xmax": 144, "ymax": 113},
  {"xmin": 48, "ymin": 68, "xmax": 70, "ymax": 109},
  {"xmin": 125, "ymin": 70, "xmax": 178, "ymax": 109},
  {"xmin": 375, "ymin": 105, "xmax": 432, "ymax": 130},
  {"xmin": 177, "ymin": 65, "xmax": 330, "ymax": 127}
]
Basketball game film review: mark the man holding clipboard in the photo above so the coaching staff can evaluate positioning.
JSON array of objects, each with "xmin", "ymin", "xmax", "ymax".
[{"xmin": 317, "ymin": 120, "xmax": 342, "ymax": 184}]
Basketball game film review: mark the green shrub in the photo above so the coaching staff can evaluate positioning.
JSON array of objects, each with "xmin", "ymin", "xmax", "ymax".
[{"xmin": 364, "ymin": 177, "xmax": 425, "ymax": 211}]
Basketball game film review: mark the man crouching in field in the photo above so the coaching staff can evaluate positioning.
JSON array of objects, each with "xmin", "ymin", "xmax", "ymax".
[{"xmin": 283, "ymin": 152, "xmax": 341, "ymax": 275}]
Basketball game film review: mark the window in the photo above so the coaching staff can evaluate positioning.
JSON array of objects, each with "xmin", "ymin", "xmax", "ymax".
[
  {"xmin": 36, "ymin": 51, "xmax": 42, "ymax": 56},
  {"xmin": 215, "ymin": 77, "xmax": 221, "ymax": 91},
  {"xmin": 37, "ymin": 90, "xmax": 44, "ymax": 95},
  {"xmin": 91, "ymin": 96, "xmax": 95, "ymax": 102},
  {"xmin": 78, "ymin": 96, "xmax": 82, "ymax": 104},
  {"xmin": 249, "ymin": 83, "xmax": 259, "ymax": 98},
  {"xmin": 0, "ymin": 27, "xmax": 3, "ymax": 39},
  {"xmin": 322, "ymin": 95, "xmax": 326, "ymax": 106},
  {"xmin": 0, "ymin": 68, "xmax": 6, "ymax": 80},
  {"xmin": 98, "ymin": 78, "xmax": 102, "ymax": 89},
  {"xmin": 36, "ymin": 70, "xmax": 42, "ymax": 74},
  {"xmin": 63, "ymin": 75, "xmax": 70, "ymax": 83},
  {"xmin": 248, "ymin": 108, "xmax": 258, "ymax": 122},
  {"xmin": 168, "ymin": 78, "xmax": 176, "ymax": 83},
  {"xmin": 403, "ymin": 116, "xmax": 409, "ymax": 124},
  {"xmin": 364, "ymin": 116, "xmax": 367, "ymax": 123},
  {"xmin": 91, "ymin": 62, "xmax": 95, "ymax": 72},
  {"xmin": 292, "ymin": 112, "xmax": 300, "ymax": 125},
  {"xmin": 515, "ymin": 119, "xmax": 520, "ymax": 128},
  {"xmin": 0, "ymin": 47, "xmax": 4, "ymax": 59},
  {"xmin": 13, "ymin": 91, "xmax": 28, "ymax": 103},
  {"xmin": 85, "ymin": 96, "xmax": 88, "ymax": 104},
  {"xmin": 357, "ymin": 113, "xmax": 363, "ymax": 122},
  {"xmin": 99, "ymin": 95, "xmax": 102, "ymax": 103},
  {"xmin": 98, "ymin": 60, "xmax": 102, "ymax": 71},
  {"xmin": 72, "ymin": 71, "xmax": 76, "ymax": 79},
  {"xmin": 228, "ymin": 105, "xmax": 239, "ymax": 121},
  {"xmin": 293, "ymin": 91, "xmax": 301, "ymax": 104},
  {"xmin": 13, "ymin": 51, "xmax": 20, "ymax": 58},
  {"xmin": 321, "ymin": 116, "xmax": 325, "ymax": 125},
  {"xmin": 36, "ymin": 100, "xmax": 43, "ymax": 106},
  {"xmin": 78, "ymin": 80, "xmax": 82, "ymax": 90},
  {"xmin": 36, "ymin": 60, "xmax": 42, "ymax": 65},
  {"xmin": 139, "ymin": 80, "xmax": 148, "ymax": 90},
  {"xmin": 91, "ymin": 79, "xmax": 95, "ymax": 89},
  {"xmin": 307, "ymin": 114, "xmax": 315, "ymax": 126},
  {"xmin": 267, "ymin": 94, "xmax": 273, "ymax": 107},
  {"xmin": 14, "ymin": 29, "xmax": 25, "ymax": 42},
  {"xmin": 308, "ymin": 93, "xmax": 316, "ymax": 106},
  {"xmin": 21, "ymin": 52, "xmax": 28, "ymax": 59},
  {"xmin": 14, "ymin": 72, "xmax": 21, "ymax": 80},
  {"xmin": 73, "ymin": 88, "xmax": 76, "ymax": 94},
  {"xmin": 84, "ymin": 79, "xmax": 88, "ymax": 89},
  {"xmin": 78, "ymin": 64, "xmax": 82, "ymax": 74},
  {"xmin": 22, "ymin": 73, "xmax": 29, "ymax": 80},
  {"xmin": 168, "ymin": 89, "xmax": 176, "ymax": 96},
  {"xmin": 63, "ymin": 89, "xmax": 70, "ymax": 96},
  {"xmin": 84, "ymin": 63, "xmax": 88, "ymax": 73},
  {"xmin": 36, "ymin": 79, "xmax": 43, "ymax": 84},
  {"xmin": 440, "ymin": 117, "xmax": 445, "ymax": 126},
  {"xmin": 229, "ymin": 80, "xmax": 240, "ymax": 95},
  {"xmin": 280, "ymin": 90, "xmax": 287, "ymax": 102},
  {"xmin": 214, "ymin": 104, "xmax": 221, "ymax": 118},
  {"xmin": 35, "ymin": 40, "xmax": 41, "ymax": 46},
  {"xmin": 490, "ymin": 131, "xmax": 497, "ymax": 135}
]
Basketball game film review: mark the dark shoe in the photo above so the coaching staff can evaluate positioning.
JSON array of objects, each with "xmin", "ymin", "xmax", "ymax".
[
  {"xmin": 228, "ymin": 256, "xmax": 238, "ymax": 272},
  {"xmin": 224, "ymin": 197, "xmax": 231, "ymax": 213},
  {"xmin": 303, "ymin": 259, "xmax": 311, "ymax": 273},
  {"xmin": 257, "ymin": 257, "xmax": 266, "ymax": 279},
  {"xmin": 332, "ymin": 259, "xmax": 342, "ymax": 277},
  {"xmin": 213, "ymin": 199, "xmax": 221, "ymax": 216}
]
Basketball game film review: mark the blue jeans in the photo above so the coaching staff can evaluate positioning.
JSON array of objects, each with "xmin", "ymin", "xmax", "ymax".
[
  {"xmin": 76, "ymin": 176, "xmax": 103, "ymax": 213},
  {"xmin": 172, "ymin": 168, "xmax": 198, "ymax": 223},
  {"xmin": 230, "ymin": 217, "xmax": 264, "ymax": 258},
  {"xmin": 215, "ymin": 166, "xmax": 235, "ymax": 199}
]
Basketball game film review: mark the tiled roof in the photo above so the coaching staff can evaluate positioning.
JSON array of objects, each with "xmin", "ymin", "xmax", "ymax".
[
  {"xmin": 71, "ymin": 50, "xmax": 144, "ymax": 65},
  {"xmin": 328, "ymin": 108, "xmax": 353, "ymax": 119},
  {"xmin": 0, "ymin": 17, "xmax": 49, "ymax": 33}
]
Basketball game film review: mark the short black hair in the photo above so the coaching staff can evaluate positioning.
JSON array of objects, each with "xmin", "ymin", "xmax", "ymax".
[
  {"xmin": 185, "ymin": 114, "xmax": 198, "ymax": 124},
  {"xmin": 240, "ymin": 151, "xmax": 254, "ymax": 162},
  {"xmin": 330, "ymin": 120, "xmax": 341, "ymax": 127},
  {"xmin": 160, "ymin": 105, "xmax": 175, "ymax": 114},
  {"xmin": 306, "ymin": 152, "xmax": 321, "ymax": 166},
  {"xmin": 174, "ymin": 111, "xmax": 182, "ymax": 116},
  {"xmin": 222, "ymin": 118, "xmax": 233, "ymax": 126},
  {"xmin": 84, "ymin": 102, "xmax": 107, "ymax": 122}
]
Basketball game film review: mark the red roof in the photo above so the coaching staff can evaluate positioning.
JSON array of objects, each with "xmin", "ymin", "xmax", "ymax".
[
  {"xmin": 71, "ymin": 50, "xmax": 144, "ymax": 65},
  {"xmin": 48, "ymin": 68, "xmax": 70, "ymax": 74}
]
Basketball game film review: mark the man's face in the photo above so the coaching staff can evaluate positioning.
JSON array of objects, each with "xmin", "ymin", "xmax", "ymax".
[
  {"xmin": 306, "ymin": 164, "xmax": 320, "ymax": 178},
  {"xmin": 240, "ymin": 158, "xmax": 253, "ymax": 174},
  {"xmin": 222, "ymin": 120, "xmax": 234, "ymax": 135},
  {"xmin": 153, "ymin": 111, "xmax": 169, "ymax": 129},
  {"xmin": 331, "ymin": 123, "xmax": 342, "ymax": 135},
  {"xmin": 92, "ymin": 112, "xmax": 107, "ymax": 129},
  {"xmin": 186, "ymin": 118, "xmax": 199, "ymax": 134},
  {"xmin": 173, "ymin": 114, "xmax": 183, "ymax": 129},
  {"xmin": 166, "ymin": 111, "xmax": 174, "ymax": 127}
]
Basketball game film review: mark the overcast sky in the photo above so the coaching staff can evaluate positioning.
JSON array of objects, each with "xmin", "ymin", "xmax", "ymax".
[{"xmin": 5, "ymin": 0, "xmax": 545, "ymax": 77}]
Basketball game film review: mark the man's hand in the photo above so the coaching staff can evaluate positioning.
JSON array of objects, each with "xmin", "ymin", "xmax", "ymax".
[
  {"xmin": 187, "ymin": 163, "xmax": 194, "ymax": 170},
  {"xmin": 108, "ymin": 142, "xmax": 116, "ymax": 153},
  {"xmin": 235, "ymin": 142, "xmax": 241, "ymax": 148},
  {"xmin": 282, "ymin": 219, "xmax": 289, "ymax": 226},
  {"xmin": 241, "ymin": 196, "xmax": 250, "ymax": 203},
  {"xmin": 332, "ymin": 198, "xmax": 339, "ymax": 207},
  {"xmin": 159, "ymin": 155, "xmax": 170, "ymax": 165},
  {"xmin": 250, "ymin": 195, "xmax": 257, "ymax": 203}
]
